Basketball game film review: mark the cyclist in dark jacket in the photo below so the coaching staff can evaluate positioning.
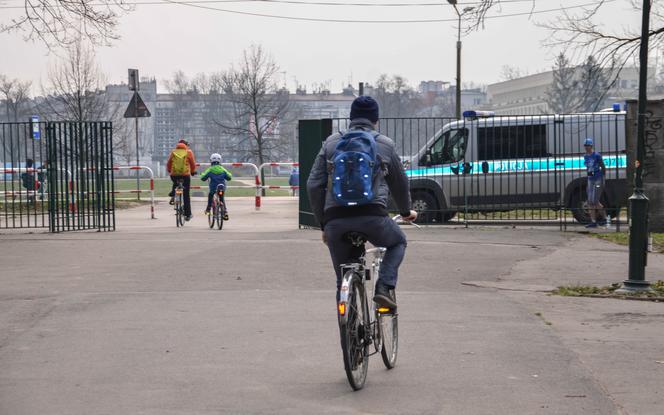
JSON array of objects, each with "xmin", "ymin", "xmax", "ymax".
[{"xmin": 307, "ymin": 96, "xmax": 417, "ymax": 308}]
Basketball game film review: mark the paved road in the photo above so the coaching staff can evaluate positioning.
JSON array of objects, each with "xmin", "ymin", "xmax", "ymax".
[{"xmin": 1, "ymin": 197, "xmax": 662, "ymax": 414}]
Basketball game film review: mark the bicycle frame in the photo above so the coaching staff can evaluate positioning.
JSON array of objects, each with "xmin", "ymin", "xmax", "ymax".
[{"xmin": 338, "ymin": 247, "xmax": 387, "ymax": 352}]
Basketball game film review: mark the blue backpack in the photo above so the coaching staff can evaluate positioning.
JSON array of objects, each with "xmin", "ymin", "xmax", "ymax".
[{"xmin": 329, "ymin": 130, "xmax": 381, "ymax": 206}]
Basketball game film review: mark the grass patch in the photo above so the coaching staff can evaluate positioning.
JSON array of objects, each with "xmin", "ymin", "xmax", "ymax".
[
  {"xmin": 552, "ymin": 280, "xmax": 664, "ymax": 299},
  {"xmin": 590, "ymin": 232, "xmax": 664, "ymax": 253}
]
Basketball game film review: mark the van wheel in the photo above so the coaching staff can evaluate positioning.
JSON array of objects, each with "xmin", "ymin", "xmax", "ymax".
[
  {"xmin": 570, "ymin": 186, "xmax": 614, "ymax": 224},
  {"xmin": 412, "ymin": 191, "xmax": 438, "ymax": 224},
  {"xmin": 570, "ymin": 188, "xmax": 591, "ymax": 224}
]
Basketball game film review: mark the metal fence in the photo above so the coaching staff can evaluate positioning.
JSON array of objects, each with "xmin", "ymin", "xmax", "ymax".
[
  {"xmin": 1, "ymin": 121, "xmax": 115, "ymax": 232},
  {"xmin": 322, "ymin": 112, "xmax": 627, "ymax": 228}
]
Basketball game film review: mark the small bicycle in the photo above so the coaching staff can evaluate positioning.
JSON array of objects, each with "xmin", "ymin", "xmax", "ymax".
[
  {"xmin": 208, "ymin": 183, "xmax": 227, "ymax": 230},
  {"xmin": 337, "ymin": 215, "xmax": 419, "ymax": 390},
  {"xmin": 174, "ymin": 180, "xmax": 185, "ymax": 227}
]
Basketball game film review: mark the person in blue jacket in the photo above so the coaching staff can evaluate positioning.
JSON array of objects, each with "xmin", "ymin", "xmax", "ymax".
[
  {"xmin": 200, "ymin": 153, "xmax": 232, "ymax": 219},
  {"xmin": 288, "ymin": 167, "xmax": 299, "ymax": 196},
  {"xmin": 583, "ymin": 138, "xmax": 607, "ymax": 228}
]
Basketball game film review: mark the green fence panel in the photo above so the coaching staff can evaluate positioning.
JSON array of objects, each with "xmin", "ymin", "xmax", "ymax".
[{"xmin": 298, "ymin": 119, "xmax": 332, "ymax": 228}]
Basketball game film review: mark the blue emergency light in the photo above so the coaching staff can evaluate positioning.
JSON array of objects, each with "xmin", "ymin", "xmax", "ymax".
[{"xmin": 463, "ymin": 110, "xmax": 495, "ymax": 119}]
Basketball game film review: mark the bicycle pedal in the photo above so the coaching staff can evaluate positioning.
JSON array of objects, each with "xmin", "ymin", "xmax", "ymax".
[{"xmin": 377, "ymin": 307, "xmax": 396, "ymax": 315}]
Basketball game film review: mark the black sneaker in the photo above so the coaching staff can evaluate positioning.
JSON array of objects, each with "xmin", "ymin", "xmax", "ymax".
[
  {"xmin": 185, "ymin": 215, "xmax": 193, "ymax": 221},
  {"xmin": 169, "ymin": 197, "xmax": 174, "ymax": 205},
  {"xmin": 373, "ymin": 283, "xmax": 397, "ymax": 309}
]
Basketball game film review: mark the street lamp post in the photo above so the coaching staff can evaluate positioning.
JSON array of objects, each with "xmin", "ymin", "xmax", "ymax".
[
  {"xmin": 447, "ymin": 1, "xmax": 473, "ymax": 119},
  {"xmin": 617, "ymin": 0, "xmax": 653, "ymax": 294}
]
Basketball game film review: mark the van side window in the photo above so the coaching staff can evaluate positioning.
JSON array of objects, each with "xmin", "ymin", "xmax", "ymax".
[
  {"xmin": 425, "ymin": 128, "xmax": 468, "ymax": 165},
  {"xmin": 478, "ymin": 124, "xmax": 547, "ymax": 160}
]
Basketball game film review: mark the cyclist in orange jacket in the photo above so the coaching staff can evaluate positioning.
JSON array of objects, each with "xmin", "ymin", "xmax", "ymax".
[{"xmin": 167, "ymin": 139, "xmax": 197, "ymax": 221}]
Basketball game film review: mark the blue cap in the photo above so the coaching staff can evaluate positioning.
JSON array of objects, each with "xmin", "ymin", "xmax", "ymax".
[{"xmin": 584, "ymin": 138, "xmax": 594, "ymax": 146}]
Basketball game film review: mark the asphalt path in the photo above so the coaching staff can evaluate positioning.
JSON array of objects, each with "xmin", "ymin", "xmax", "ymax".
[{"xmin": 1, "ymin": 197, "xmax": 662, "ymax": 414}]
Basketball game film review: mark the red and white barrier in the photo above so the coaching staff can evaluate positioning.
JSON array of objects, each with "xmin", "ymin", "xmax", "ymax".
[
  {"xmin": 258, "ymin": 162, "xmax": 300, "ymax": 195},
  {"xmin": 196, "ymin": 162, "xmax": 261, "ymax": 210},
  {"xmin": 108, "ymin": 165, "xmax": 156, "ymax": 219},
  {"xmin": 1, "ymin": 167, "xmax": 75, "ymax": 212}
]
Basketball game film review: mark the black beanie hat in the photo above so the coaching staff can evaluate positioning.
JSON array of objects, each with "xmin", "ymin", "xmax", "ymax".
[{"xmin": 350, "ymin": 96, "xmax": 379, "ymax": 123}]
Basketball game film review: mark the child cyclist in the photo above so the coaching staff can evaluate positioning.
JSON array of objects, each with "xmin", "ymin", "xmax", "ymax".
[{"xmin": 200, "ymin": 153, "xmax": 232, "ymax": 219}]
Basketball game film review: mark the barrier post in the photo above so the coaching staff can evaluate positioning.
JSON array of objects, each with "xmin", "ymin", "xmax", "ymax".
[{"xmin": 109, "ymin": 165, "xmax": 155, "ymax": 219}]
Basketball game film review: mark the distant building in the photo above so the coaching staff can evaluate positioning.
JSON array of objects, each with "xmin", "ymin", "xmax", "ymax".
[
  {"xmin": 150, "ymin": 88, "xmax": 355, "ymax": 163},
  {"xmin": 419, "ymin": 81, "xmax": 447, "ymax": 95},
  {"xmin": 460, "ymin": 88, "xmax": 488, "ymax": 111},
  {"xmin": 487, "ymin": 67, "xmax": 654, "ymax": 115}
]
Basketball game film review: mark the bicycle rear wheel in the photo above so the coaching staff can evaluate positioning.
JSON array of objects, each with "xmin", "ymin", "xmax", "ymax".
[
  {"xmin": 177, "ymin": 196, "xmax": 185, "ymax": 227},
  {"xmin": 208, "ymin": 202, "xmax": 216, "ymax": 228},
  {"xmin": 339, "ymin": 274, "xmax": 369, "ymax": 390},
  {"xmin": 379, "ymin": 310, "xmax": 398, "ymax": 369}
]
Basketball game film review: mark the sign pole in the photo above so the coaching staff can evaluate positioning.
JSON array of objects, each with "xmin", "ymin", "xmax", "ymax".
[
  {"xmin": 135, "ymin": 98, "xmax": 140, "ymax": 201},
  {"xmin": 124, "ymin": 68, "xmax": 150, "ymax": 202}
]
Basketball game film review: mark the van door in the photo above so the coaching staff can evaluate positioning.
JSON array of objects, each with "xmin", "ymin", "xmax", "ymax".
[
  {"xmin": 472, "ymin": 119, "xmax": 557, "ymax": 211},
  {"xmin": 418, "ymin": 127, "xmax": 471, "ymax": 212}
]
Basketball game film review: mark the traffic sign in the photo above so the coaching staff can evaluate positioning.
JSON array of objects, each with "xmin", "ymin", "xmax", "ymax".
[
  {"xmin": 128, "ymin": 69, "xmax": 139, "ymax": 91},
  {"xmin": 31, "ymin": 115, "xmax": 40, "ymax": 140},
  {"xmin": 124, "ymin": 91, "xmax": 151, "ymax": 118}
]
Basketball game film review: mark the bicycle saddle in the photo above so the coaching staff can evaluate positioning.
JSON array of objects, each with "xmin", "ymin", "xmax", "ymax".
[{"xmin": 343, "ymin": 231, "xmax": 368, "ymax": 247}]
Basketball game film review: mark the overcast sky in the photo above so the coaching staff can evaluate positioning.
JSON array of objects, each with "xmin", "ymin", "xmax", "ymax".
[{"xmin": 0, "ymin": 0, "xmax": 644, "ymax": 93}]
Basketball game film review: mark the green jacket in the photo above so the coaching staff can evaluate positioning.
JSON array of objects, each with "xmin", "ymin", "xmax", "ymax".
[{"xmin": 200, "ymin": 164, "xmax": 232, "ymax": 192}]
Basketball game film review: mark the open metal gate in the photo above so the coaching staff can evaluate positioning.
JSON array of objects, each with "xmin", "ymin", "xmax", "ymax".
[{"xmin": 1, "ymin": 121, "xmax": 115, "ymax": 233}]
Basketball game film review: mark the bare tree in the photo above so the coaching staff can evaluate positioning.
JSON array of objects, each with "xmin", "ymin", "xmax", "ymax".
[
  {"xmin": 499, "ymin": 65, "xmax": 526, "ymax": 81},
  {"xmin": 577, "ymin": 55, "xmax": 609, "ymax": 111},
  {"xmin": 1, "ymin": 0, "xmax": 131, "ymax": 47},
  {"xmin": 38, "ymin": 38, "xmax": 128, "ymax": 159},
  {"xmin": 371, "ymin": 74, "xmax": 422, "ymax": 117},
  {"xmin": 213, "ymin": 45, "xmax": 291, "ymax": 180},
  {"xmin": 0, "ymin": 75, "xmax": 32, "ymax": 122},
  {"xmin": 164, "ymin": 70, "xmax": 193, "ymax": 95},
  {"xmin": 546, "ymin": 53, "xmax": 580, "ymax": 113},
  {"xmin": 39, "ymin": 39, "xmax": 107, "ymax": 122},
  {"xmin": 468, "ymin": 1, "xmax": 663, "ymax": 81},
  {"xmin": 546, "ymin": 53, "xmax": 611, "ymax": 113}
]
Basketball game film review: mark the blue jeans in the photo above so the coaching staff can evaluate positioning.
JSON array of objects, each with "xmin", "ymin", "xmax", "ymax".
[{"xmin": 324, "ymin": 215, "xmax": 407, "ymax": 289}]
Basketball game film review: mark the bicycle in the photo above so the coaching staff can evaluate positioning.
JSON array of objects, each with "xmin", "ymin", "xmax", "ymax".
[
  {"xmin": 337, "ymin": 215, "xmax": 419, "ymax": 390},
  {"xmin": 208, "ymin": 183, "xmax": 226, "ymax": 230},
  {"xmin": 174, "ymin": 180, "xmax": 185, "ymax": 227}
]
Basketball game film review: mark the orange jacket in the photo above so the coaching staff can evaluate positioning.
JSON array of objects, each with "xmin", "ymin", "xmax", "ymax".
[{"xmin": 166, "ymin": 143, "xmax": 197, "ymax": 176}]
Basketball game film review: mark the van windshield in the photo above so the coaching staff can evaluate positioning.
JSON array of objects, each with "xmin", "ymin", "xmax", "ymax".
[{"xmin": 422, "ymin": 128, "xmax": 468, "ymax": 166}]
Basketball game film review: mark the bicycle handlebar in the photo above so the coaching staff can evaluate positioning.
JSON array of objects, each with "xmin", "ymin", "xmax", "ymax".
[{"xmin": 392, "ymin": 214, "xmax": 422, "ymax": 229}]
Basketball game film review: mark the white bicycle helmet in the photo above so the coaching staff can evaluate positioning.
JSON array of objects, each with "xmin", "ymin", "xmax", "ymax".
[{"xmin": 210, "ymin": 153, "xmax": 222, "ymax": 163}]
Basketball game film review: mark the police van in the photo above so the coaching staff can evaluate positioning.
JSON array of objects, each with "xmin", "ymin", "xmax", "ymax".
[{"xmin": 405, "ymin": 109, "xmax": 627, "ymax": 223}]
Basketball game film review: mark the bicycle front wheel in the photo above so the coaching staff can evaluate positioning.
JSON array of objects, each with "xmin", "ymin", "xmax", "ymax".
[{"xmin": 339, "ymin": 274, "xmax": 369, "ymax": 390}]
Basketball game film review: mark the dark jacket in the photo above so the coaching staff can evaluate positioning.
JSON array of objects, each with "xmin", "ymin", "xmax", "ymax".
[{"xmin": 306, "ymin": 118, "xmax": 411, "ymax": 228}]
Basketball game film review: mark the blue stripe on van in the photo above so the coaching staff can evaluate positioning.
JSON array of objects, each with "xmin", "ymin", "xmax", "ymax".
[{"xmin": 406, "ymin": 154, "xmax": 626, "ymax": 177}]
